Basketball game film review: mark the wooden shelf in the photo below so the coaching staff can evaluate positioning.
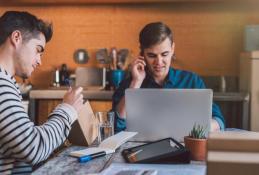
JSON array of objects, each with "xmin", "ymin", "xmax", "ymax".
[{"xmin": 0, "ymin": 0, "xmax": 226, "ymax": 6}]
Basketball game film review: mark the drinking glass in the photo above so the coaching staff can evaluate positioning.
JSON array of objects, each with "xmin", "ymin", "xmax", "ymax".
[{"xmin": 96, "ymin": 111, "xmax": 114, "ymax": 144}]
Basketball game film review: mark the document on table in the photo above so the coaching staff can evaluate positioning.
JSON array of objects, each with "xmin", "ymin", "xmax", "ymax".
[{"xmin": 100, "ymin": 163, "xmax": 206, "ymax": 175}]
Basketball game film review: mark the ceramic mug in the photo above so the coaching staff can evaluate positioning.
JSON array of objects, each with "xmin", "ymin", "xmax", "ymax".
[{"xmin": 110, "ymin": 70, "xmax": 125, "ymax": 88}]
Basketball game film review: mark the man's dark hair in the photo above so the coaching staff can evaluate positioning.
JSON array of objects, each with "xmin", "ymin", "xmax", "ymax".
[
  {"xmin": 139, "ymin": 22, "xmax": 173, "ymax": 54},
  {"xmin": 0, "ymin": 11, "xmax": 53, "ymax": 45}
]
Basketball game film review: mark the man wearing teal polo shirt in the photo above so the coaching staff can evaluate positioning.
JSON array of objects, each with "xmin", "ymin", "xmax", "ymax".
[{"xmin": 112, "ymin": 22, "xmax": 225, "ymax": 133}]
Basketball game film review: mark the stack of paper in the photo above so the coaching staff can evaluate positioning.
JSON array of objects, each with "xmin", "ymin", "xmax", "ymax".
[
  {"xmin": 100, "ymin": 163, "xmax": 205, "ymax": 175},
  {"xmin": 207, "ymin": 131, "xmax": 259, "ymax": 175}
]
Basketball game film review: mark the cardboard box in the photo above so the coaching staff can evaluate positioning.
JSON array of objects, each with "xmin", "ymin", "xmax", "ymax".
[
  {"xmin": 207, "ymin": 131, "xmax": 259, "ymax": 175},
  {"xmin": 208, "ymin": 131, "xmax": 259, "ymax": 152}
]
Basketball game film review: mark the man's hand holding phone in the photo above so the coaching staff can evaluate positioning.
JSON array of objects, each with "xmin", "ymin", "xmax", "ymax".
[{"xmin": 130, "ymin": 56, "xmax": 146, "ymax": 88}]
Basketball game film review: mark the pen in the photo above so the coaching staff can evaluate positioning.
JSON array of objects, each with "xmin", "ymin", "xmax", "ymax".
[
  {"xmin": 64, "ymin": 78, "xmax": 71, "ymax": 88},
  {"xmin": 128, "ymin": 149, "xmax": 143, "ymax": 158},
  {"xmin": 78, "ymin": 151, "xmax": 106, "ymax": 163}
]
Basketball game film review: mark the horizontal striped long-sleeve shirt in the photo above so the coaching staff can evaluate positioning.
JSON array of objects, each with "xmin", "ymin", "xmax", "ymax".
[{"xmin": 0, "ymin": 68, "xmax": 78, "ymax": 174}]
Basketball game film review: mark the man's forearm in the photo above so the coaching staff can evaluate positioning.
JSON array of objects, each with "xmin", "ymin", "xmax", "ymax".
[
  {"xmin": 211, "ymin": 118, "xmax": 220, "ymax": 131},
  {"xmin": 117, "ymin": 96, "xmax": 126, "ymax": 119},
  {"xmin": 116, "ymin": 80, "xmax": 142, "ymax": 119}
]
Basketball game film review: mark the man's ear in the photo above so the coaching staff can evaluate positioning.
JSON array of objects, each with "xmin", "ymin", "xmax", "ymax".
[
  {"xmin": 10, "ymin": 30, "xmax": 22, "ymax": 48},
  {"xmin": 171, "ymin": 42, "xmax": 176, "ymax": 60},
  {"xmin": 172, "ymin": 42, "xmax": 175, "ymax": 52}
]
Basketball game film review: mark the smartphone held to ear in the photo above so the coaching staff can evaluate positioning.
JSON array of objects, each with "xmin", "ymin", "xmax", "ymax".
[{"xmin": 140, "ymin": 51, "xmax": 144, "ymax": 57}]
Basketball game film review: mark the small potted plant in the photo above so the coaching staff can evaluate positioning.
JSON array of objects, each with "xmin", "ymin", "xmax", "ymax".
[{"xmin": 184, "ymin": 124, "xmax": 207, "ymax": 161}]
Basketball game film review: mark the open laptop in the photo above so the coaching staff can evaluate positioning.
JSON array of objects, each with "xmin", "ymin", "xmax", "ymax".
[{"xmin": 125, "ymin": 89, "xmax": 212, "ymax": 142}]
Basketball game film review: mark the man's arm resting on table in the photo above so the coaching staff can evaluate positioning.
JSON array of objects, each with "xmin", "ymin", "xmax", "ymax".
[{"xmin": 211, "ymin": 118, "xmax": 220, "ymax": 131}]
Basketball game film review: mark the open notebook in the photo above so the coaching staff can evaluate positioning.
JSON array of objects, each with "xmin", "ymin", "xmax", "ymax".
[{"xmin": 70, "ymin": 131, "xmax": 137, "ymax": 157}]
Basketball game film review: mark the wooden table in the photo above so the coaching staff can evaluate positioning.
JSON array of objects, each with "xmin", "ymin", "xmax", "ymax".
[{"xmin": 33, "ymin": 142, "xmax": 206, "ymax": 175}]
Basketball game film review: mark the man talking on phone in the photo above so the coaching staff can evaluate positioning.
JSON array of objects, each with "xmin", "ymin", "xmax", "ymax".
[{"xmin": 112, "ymin": 22, "xmax": 225, "ymax": 133}]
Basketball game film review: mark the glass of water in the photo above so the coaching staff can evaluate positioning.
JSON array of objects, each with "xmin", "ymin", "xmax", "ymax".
[{"xmin": 96, "ymin": 111, "xmax": 114, "ymax": 144}]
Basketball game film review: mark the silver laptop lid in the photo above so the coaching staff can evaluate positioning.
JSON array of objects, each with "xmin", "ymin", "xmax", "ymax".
[{"xmin": 125, "ymin": 89, "xmax": 212, "ymax": 142}]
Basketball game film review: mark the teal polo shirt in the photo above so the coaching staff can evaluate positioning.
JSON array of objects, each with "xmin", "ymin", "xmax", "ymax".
[{"xmin": 112, "ymin": 67, "xmax": 225, "ymax": 132}]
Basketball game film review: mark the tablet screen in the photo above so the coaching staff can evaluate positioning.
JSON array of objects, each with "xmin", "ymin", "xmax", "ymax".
[{"xmin": 124, "ymin": 138, "xmax": 180, "ymax": 163}]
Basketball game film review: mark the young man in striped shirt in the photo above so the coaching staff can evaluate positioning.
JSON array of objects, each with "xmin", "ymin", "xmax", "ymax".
[{"xmin": 0, "ymin": 11, "xmax": 84, "ymax": 174}]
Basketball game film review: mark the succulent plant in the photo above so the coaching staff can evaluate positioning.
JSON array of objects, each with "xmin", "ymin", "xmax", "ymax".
[{"xmin": 189, "ymin": 124, "xmax": 207, "ymax": 139}]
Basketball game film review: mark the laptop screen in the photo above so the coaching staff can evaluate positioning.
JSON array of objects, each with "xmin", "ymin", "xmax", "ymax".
[{"xmin": 125, "ymin": 89, "xmax": 212, "ymax": 142}]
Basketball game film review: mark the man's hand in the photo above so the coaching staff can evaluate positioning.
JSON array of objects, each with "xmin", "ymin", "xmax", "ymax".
[
  {"xmin": 130, "ymin": 56, "xmax": 146, "ymax": 88},
  {"xmin": 211, "ymin": 119, "xmax": 220, "ymax": 131},
  {"xmin": 63, "ymin": 87, "xmax": 84, "ymax": 113}
]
